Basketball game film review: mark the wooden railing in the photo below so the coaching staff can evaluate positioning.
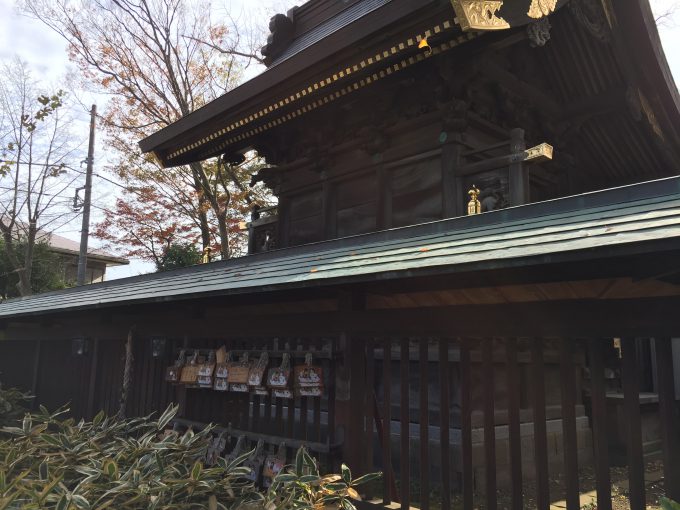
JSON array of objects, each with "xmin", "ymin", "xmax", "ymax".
[{"xmin": 353, "ymin": 338, "xmax": 680, "ymax": 510}]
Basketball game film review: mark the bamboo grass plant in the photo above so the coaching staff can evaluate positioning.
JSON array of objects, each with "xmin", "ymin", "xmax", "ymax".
[{"xmin": 0, "ymin": 384, "xmax": 380, "ymax": 510}]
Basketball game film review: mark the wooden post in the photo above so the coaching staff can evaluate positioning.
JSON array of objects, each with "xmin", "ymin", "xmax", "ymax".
[
  {"xmin": 30, "ymin": 339, "xmax": 42, "ymax": 410},
  {"xmin": 531, "ymin": 338, "xmax": 550, "ymax": 510},
  {"xmin": 86, "ymin": 338, "xmax": 100, "ymax": 419},
  {"xmin": 621, "ymin": 338, "xmax": 645, "ymax": 510},
  {"xmin": 509, "ymin": 128, "xmax": 528, "ymax": 206},
  {"xmin": 376, "ymin": 166, "xmax": 392, "ymax": 230},
  {"xmin": 441, "ymin": 133, "xmax": 463, "ymax": 218},
  {"xmin": 655, "ymin": 338, "xmax": 680, "ymax": 502},
  {"xmin": 322, "ymin": 179, "xmax": 337, "ymax": 240},
  {"xmin": 460, "ymin": 340, "xmax": 473, "ymax": 510},
  {"xmin": 482, "ymin": 338, "xmax": 497, "ymax": 510},
  {"xmin": 506, "ymin": 338, "xmax": 523, "ymax": 510},
  {"xmin": 399, "ymin": 337, "xmax": 410, "ymax": 510},
  {"xmin": 560, "ymin": 339, "xmax": 580, "ymax": 510},
  {"xmin": 588, "ymin": 339, "xmax": 613, "ymax": 510},
  {"xmin": 439, "ymin": 339, "xmax": 451, "ymax": 510},
  {"xmin": 337, "ymin": 292, "xmax": 366, "ymax": 474},
  {"xmin": 419, "ymin": 339, "xmax": 429, "ymax": 510},
  {"xmin": 277, "ymin": 196, "xmax": 290, "ymax": 249}
]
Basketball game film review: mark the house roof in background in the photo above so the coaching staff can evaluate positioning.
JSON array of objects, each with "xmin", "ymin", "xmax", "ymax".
[
  {"xmin": 1, "ymin": 176, "xmax": 679, "ymax": 319},
  {"xmin": 39, "ymin": 232, "xmax": 129, "ymax": 266}
]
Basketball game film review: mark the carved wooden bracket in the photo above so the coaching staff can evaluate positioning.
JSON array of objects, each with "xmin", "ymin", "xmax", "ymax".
[{"xmin": 451, "ymin": 0, "xmax": 567, "ymax": 31}]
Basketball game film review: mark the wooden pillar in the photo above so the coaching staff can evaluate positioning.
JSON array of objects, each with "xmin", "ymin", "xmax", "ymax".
[
  {"xmin": 588, "ymin": 339, "xmax": 613, "ymax": 510},
  {"xmin": 560, "ymin": 339, "xmax": 580, "ymax": 510},
  {"xmin": 655, "ymin": 338, "xmax": 680, "ymax": 502},
  {"xmin": 509, "ymin": 128, "xmax": 528, "ymax": 206},
  {"xmin": 531, "ymin": 338, "xmax": 550, "ymax": 510},
  {"xmin": 277, "ymin": 196, "xmax": 290, "ymax": 249},
  {"xmin": 336, "ymin": 291, "xmax": 366, "ymax": 474},
  {"xmin": 86, "ymin": 338, "xmax": 100, "ymax": 419},
  {"xmin": 621, "ymin": 337, "xmax": 645, "ymax": 510},
  {"xmin": 441, "ymin": 133, "xmax": 463, "ymax": 218},
  {"xmin": 376, "ymin": 166, "xmax": 392, "ymax": 230},
  {"xmin": 322, "ymin": 179, "xmax": 337, "ymax": 240},
  {"xmin": 30, "ymin": 339, "xmax": 42, "ymax": 410}
]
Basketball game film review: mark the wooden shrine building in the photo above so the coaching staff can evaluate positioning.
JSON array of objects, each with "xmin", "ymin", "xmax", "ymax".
[{"xmin": 1, "ymin": 1, "xmax": 680, "ymax": 509}]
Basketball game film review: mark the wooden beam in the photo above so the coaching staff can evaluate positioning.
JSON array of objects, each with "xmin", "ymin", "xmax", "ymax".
[
  {"xmin": 458, "ymin": 140, "xmax": 551, "ymax": 177},
  {"xmin": 562, "ymin": 88, "xmax": 628, "ymax": 122},
  {"xmin": 7, "ymin": 296, "xmax": 680, "ymax": 341},
  {"xmin": 476, "ymin": 60, "xmax": 562, "ymax": 118}
]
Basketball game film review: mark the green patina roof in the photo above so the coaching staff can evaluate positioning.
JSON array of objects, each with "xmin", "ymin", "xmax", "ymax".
[{"xmin": 2, "ymin": 176, "xmax": 680, "ymax": 318}]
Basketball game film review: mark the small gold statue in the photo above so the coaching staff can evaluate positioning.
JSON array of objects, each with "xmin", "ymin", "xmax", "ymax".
[
  {"xmin": 467, "ymin": 185, "xmax": 482, "ymax": 215},
  {"xmin": 202, "ymin": 246, "xmax": 212, "ymax": 264}
]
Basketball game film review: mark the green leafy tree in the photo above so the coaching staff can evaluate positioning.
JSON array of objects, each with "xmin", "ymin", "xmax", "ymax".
[
  {"xmin": 0, "ymin": 239, "xmax": 67, "ymax": 299},
  {"xmin": 155, "ymin": 242, "xmax": 202, "ymax": 272},
  {"xmin": 0, "ymin": 59, "xmax": 79, "ymax": 296}
]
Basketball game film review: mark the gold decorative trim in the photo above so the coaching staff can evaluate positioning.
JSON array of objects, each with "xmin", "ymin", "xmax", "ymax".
[
  {"xmin": 167, "ymin": 20, "xmax": 459, "ymax": 161},
  {"xmin": 192, "ymin": 34, "xmax": 477, "ymax": 162},
  {"xmin": 450, "ymin": 0, "xmax": 510, "ymax": 31},
  {"xmin": 525, "ymin": 143, "xmax": 554, "ymax": 162},
  {"xmin": 527, "ymin": 0, "xmax": 557, "ymax": 19}
]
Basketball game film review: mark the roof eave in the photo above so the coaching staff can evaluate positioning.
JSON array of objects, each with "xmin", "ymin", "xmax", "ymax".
[{"xmin": 137, "ymin": 0, "xmax": 438, "ymax": 163}]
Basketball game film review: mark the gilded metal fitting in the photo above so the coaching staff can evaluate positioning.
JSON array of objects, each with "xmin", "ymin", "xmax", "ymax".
[{"xmin": 467, "ymin": 185, "xmax": 482, "ymax": 215}]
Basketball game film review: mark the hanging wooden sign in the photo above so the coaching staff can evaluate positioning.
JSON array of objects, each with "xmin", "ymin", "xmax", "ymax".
[
  {"xmin": 296, "ymin": 386, "xmax": 323, "ymax": 398},
  {"xmin": 179, "ymin": 350, "xmax": 200, "ymax": 385},
  {"xmin": 268, "ymin": 352, "xmax": 291, "ymax": 388},
  {"xmin": 165, "ymin": 350, "xmax": 186, "ymax": 383},
  {"xmin": 248, "ymin": 351, "xmax": 269, "ymax": 387},
  {"xmin": 214, "ymin": 347, "xmax": 230, "ymax": 391},
  {"xmin": 244, "ymin": 439, "xmax": 265, "ymax": 484},
  {"xmin": 205, "ymin": 431, "xmax": 228, "ymax": 466},
  {"xmin": 215, "ymin": 346, "xmax": 230, "ymax": 378},
  {"xmin": 227, "ymin": 352, "xmax": 251, "ymax": 384},
  {"xmin": 226, "ymin": 435, "xmax": 247, "ymax": 465},
  {"xmin": 294, "ymin": 353, "xmax": 323, "ymax": 387},
  {"xmin": 273, "ymin": 388, "xmax": 294, "ymax": 399},
  {"xmin": 263, "ymin": 442, "xmax": 287, "ymax": 487},
  {"xmin": 294, "ymin": 352, "xmax": 324, "ymax": 397},
  {"xmin": 198, "ymin": 350, "xmax": 216, "ymax": 388}
]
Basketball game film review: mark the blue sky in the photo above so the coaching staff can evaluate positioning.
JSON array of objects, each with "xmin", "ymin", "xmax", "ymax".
[{"xmin": 0, "ymin": 0, "xmax": 678, "ymax": 280}]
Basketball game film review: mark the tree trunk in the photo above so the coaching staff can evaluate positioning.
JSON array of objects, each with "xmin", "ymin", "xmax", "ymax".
[
  {"xmin": 1, "ymin": 230, "xmax": 32, "ymax": 297},
  {"xmin": 117, "ymin": 327, "xmax": 135, "ymax": 421},
  {"xmin": 216, "ymin": 211, "xmax": 230, "ymax": 259},
  {"xmin": 198, "ymin": 205, "xmax": 211, "ymax": 251},
  {"xmin": 188, "ymin": 162, "xmax": 213, "ymax": 251}
]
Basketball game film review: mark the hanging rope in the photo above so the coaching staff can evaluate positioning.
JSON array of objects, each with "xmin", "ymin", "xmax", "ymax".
[{"xmin": 117, "ymin": 327, "xmax": 135, "ymax": 421}]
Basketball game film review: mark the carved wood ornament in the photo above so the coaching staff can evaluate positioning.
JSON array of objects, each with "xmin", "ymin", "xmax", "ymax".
[{"xmin": 451, "ymin": 0, "xmax": 566, "ymax": 31}]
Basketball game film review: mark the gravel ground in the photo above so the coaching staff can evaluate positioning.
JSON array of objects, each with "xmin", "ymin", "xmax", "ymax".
[{"xmin": 382, "ymin": 459, "xmax": 666, "ymax": 509}]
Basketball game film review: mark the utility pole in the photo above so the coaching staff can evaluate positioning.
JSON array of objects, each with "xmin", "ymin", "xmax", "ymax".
[{"xmin": 77, "ymin": 104, "xmax": 96, "ymax": 286}]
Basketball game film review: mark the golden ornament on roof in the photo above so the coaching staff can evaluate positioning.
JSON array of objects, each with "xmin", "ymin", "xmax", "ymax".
[{"xmin": 467, "ymin": 185, "xmax": 482, "ymax": 216}]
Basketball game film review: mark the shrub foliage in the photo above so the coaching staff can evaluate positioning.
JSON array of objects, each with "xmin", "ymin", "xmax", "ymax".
[{"xmin": 0, "ymin": 384, "xmax": 380, "ymax": 510}]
